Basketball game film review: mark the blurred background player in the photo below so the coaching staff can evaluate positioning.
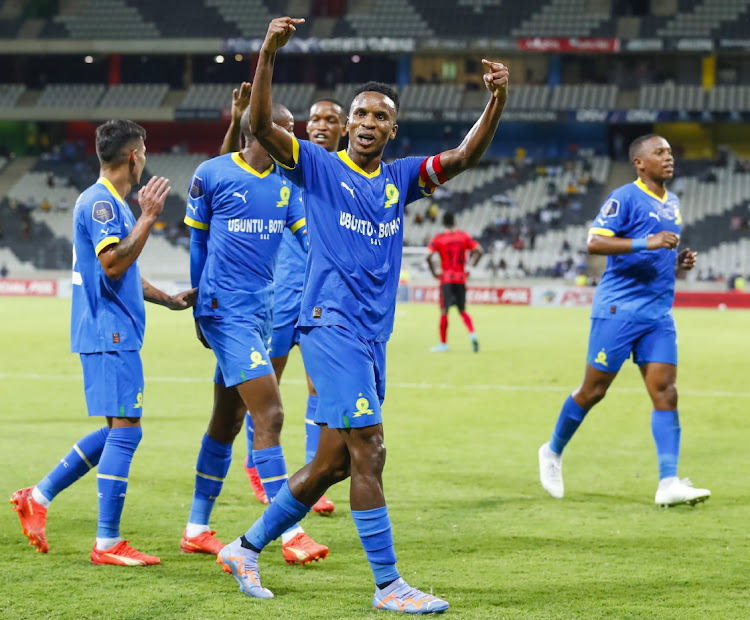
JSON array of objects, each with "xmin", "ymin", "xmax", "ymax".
[
  {"xmin": 216, "ymin": 16, "xmax": 508, "ymax": 613},
  {"xmin": 11, "ymin": 119, "xmax": 195, "ymax": 565},
  {"xmin": 426, "ymin": 211, "xmax": 483, "ymax": 353},
  {"xmin": 219, "ymin": 84, "xmax": 346, "ymax": 516},
  {"xmin": 181, "ymin": 102, "xmax": 328, "ymax": 565},
  {"xmin": 538, "ymin": 134, "xmax": 711, "ymax": 508}
]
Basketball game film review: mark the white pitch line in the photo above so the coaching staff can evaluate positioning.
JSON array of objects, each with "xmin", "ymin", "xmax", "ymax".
[{"xmin": 1, "ymin": 372, "xmax": 748, "ymax": 399}]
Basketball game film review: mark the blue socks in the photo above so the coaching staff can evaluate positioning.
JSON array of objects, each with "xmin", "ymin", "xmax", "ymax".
[
  {"xmin": 651, "ymin": 409, "xmax": 681, "ymax": 480},
  {"xmin": 96, "ymin": 426, "xmax": 142, "ymax": 539},
  {"xmin": 305, "ymin": 395, "xmax": 320, "ymax": 464},
  {"xmin": 253, "ymin": 445, "xmax": 288, "ymax": 502},
  {"xmin": 244, "ymin": 412, "xmax": 255, "ymax": 468},
  {"xmin": 189, "ymin": 434, "xmax": 233, "ymax": 526},
  {"xmin": 549, "ymin": 395, "xmax": 588, "ymax": 455},
  {"xmin": 352, "ymin": 506, "xmax": 400, "ymax": 586},
  {"xmin": 36, "ymin": 427, "xmax": 109, "ymax": 502},
  {"xmin": 245, "ymin": 482, "xmax": 311, "ymax": 549}
]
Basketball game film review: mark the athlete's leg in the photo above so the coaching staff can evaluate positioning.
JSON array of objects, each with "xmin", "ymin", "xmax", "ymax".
[
  {"xmin": 183, "ymin": 383, "xmax": 245, "ymax": 551},
  {"xmin": 270, "ymin": 353, "xmax": 290, "ymax": 384},
  {"xmin": 456, "ymin": 284, "xmax": 478, "ymax": 351},
  {"xmin": 641, "ymin": 362, "xmax": 680, "ymax": 480}
]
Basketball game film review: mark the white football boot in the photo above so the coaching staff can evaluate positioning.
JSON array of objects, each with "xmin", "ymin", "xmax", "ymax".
[
  {"xmin": 655, "ymin": 477, "xmax": 711, "ymax": 507},
  {"xmin": 538, "ymin": 442, "xmax": 564, "ymax": 499}
]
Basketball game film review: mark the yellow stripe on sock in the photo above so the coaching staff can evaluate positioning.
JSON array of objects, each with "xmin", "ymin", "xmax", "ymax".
[
  {"xmin": 97, "ymin": 473, "xmax": 128, "ymax": 482},
  {"xmin": 196, "ymin": 471, "xmax": 225, "ymax": 482},
  {"xmin": 73, "ymin": 444, "xmax": 93, "ymax": 469},
  {"xmin": 260, "ymin": 474, "xmax": 288, "ymax": 484}
]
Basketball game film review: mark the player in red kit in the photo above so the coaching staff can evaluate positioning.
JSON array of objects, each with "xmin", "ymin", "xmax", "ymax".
[{"xmin": 427, "ymin": 212, "xmax": 483, "ymax": 352}]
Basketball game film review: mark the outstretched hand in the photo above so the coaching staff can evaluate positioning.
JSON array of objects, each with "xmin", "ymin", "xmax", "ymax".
[
  {"xmin": 481, "ymin": 59, "xmax": 509, "ymax": 102},
  {"xmin": 262, "ymin": 16, "xmax": 305, "ymax": 54},
  {"xmin": 138, "ymin": 176, "xmax": 171, "ymax": 220},
  {"xmin": 231, "ymin": 82, "xmax": 252, "ymax": 123}
]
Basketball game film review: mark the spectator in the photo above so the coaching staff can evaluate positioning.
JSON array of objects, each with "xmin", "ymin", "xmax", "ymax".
[
  {"xmin": 41, "ymin": 198, "xmax": 51, "ymax": 212},
  {"xmin": 0, "ymin": 264, "xmax": 7, "ymax": 278},
  {"xmin": 46, "ymin": 172, "xmax": 55, "ymax": 188}
]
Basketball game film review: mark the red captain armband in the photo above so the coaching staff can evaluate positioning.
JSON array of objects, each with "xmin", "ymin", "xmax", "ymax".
[{"xmin": 419, "ymin": 154, "xmax": 449, "ymax": 189}]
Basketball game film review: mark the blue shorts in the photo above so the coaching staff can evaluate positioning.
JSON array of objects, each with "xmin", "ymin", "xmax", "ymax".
[
  {"xmin": 270, "ymin": 288, "xmax": 303, "ymax": 358},
  {"xmin": 199, "ymin": 315, "xmax": 274, "ymax": 387},
  {"xmin": 80, "ymin": 351, "xmax": 144, "ymax": 418},
  {"xmin": 300, "ymin": 325, "xmax": 387, "ymax": 430},
  {"xmin": 587, "ymin": 317, "xmax": 678, "ymax": 373}
]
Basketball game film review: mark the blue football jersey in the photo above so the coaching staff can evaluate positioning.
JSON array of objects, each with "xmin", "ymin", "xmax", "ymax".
[
  {"xmin": 184, "ymin": 152, "xmax": 306, "ymax": 322},
  {"xmin": 71, "ymin": 178, "xmax": 144, "ymax": 353},
  {"xmin": 277, "ymin": 137, "xmax": 434, "ymax": 342},
  {"xmin": 274, "ymin": 227, "xmax": 306, "ymax": 294},
  {"xmin": 589, "ymin": 179, "xmax": 682, "ymax": 322}
]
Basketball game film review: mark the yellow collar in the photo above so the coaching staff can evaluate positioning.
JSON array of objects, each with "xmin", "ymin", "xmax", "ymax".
[
  {"xmin": 97, "ymin": 177, "xmax": 126, "ymax": 204},
  {"xmin": 337, "ymin": 150, "xmax": 381, "ymax": 178},
  {"xmin": 634, "ymin": 178, "xmax": 667, "ymax": 203},
  {"xmin": 231, "ymin": 152, "xmax": 274, "ymax": 178}
]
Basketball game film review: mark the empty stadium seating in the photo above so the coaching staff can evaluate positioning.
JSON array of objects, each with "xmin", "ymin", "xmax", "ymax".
[
  {"xmin": 98, "ymin": 84, "xmax": 169, "ymax": 108},
  {"xmin": 35, "ymin": 84, "xmax": 106, "ymax": 108},
  {"xmin": 53, "ymin": 0, "xmax": 159, "ymax": 39}
]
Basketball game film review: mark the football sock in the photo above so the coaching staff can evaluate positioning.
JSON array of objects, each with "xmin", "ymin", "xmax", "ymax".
[
  {"xmin": 253, "ymin": 445, "xmax": 301, "ymax": 535},
  {"xmin": 244, "ymin": 483, "xmax": 311, "ymax": 550},
  {"xmin": 352, "ymin": 506, "xmax": 400, "ymax": 587},
  {"xmin": 439, "ymin": 314, "xmax": 448, "ymax": 343},
  {"xmin": 36, "ymin": 426, "xmax": 110, "ymax": 503},
  {"xmin": 460, "ymin": 311, "xmax": 475, "ymax": 333},
  {"xmin": 549, "ymin": 395, "xmax": 588, "ymax": 454},
  {"xmin": 96, "ymin": 536, "xmax": 122, "ymax": 550},
  {"xmin": 304, "ymin": 395, "xmax": 320, "ymax": 464},
  {"xmin": 188, "ymin": 433, "xmax": 233, "ymax": 528},
  {"xmin": 96, "ymin": 426, "xmax": 142, "ymax": 540},
  {"xmin": 651, "ymin": 409, "xmax": 681, "ymax": 480},
  {"xmin": 244, "ymin": 412, "xmax": 255, "ymax": 468}
]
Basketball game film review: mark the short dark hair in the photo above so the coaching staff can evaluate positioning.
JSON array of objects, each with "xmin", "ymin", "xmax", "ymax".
[
  {"xmin": 313, "ymin": 97, "xmax": 345, "ymax": 110},
  {"xmin": 95, "ymin": 119, "xmax": 146, "ymax": 165},
  {"xmin": 628, "ymin": 133, "xmax": 660, "ymax": 163},
  {"xmin": 443, "ymin": 212, "xmax": 455, "ymax": 228},
  {"xmin": 351, "ymin": 82, "xmax": 400, "ymax": 113}
]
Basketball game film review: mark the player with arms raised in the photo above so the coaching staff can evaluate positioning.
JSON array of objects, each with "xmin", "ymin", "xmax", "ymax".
[
  {"xmin": 219, "ymin": 83, "xmax": 346, "ymax": 515},
  {"xmin": 180, "ymin": 103, "xmax": 328, "ymax": 565},
  {"xmin": 11, "ymin": 120, "xmax": 195, "ymax": 565},
  {"xmin": 538, "ymin": 134, "xmax": 711, "ymax": 508},
  {"xmin": 216, "ymin": 16, "xmax": 508, "ymax": 614},
  {"xmin": 426, "ymin": 211, "xmax": 483, "ymax": 352}
]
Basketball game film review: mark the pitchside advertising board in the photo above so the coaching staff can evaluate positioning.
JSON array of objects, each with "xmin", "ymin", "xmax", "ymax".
[{"xmin": 2, "ymin": 280, "xmax": 749, "ymax": 309}]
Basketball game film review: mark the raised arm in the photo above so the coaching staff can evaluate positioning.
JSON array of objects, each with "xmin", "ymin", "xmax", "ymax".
[
  {"xmin": 250, "ymin": 16, "xmax": 305, "ymax": 167},
  {"xmin": 436, "ymin": 60, "xmax": 509, "ymax": 181},
  {"xmin": 98, "ymin": 176, "xmax": 169, "ymax": 280},
  {"xmin": 219, "ymin": 82, "xmax": 251, "ymax": 156}
]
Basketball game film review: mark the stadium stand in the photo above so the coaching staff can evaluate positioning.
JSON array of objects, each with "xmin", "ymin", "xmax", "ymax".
[
  {"xmin": 657, "ymin": 0, "xmax": 750, "ymax": 37},
  {"xmin": 400, "ymin": 84, "xmax": 462, "ymax": 112},
  {"xmin": 639, "ymin": 85, "xmax": 705, "ymax": 111},
  {"xmin": 35, "ymin": 84, "xmax": 106, "ymax": 109},
  {"xmin": 52, "ymin": 0, "xmax": 160, "ymax": 39},
  {"xmin": 344, "ymin": 0, "xmax": 435, "ymax": 37},
  {"xmin": 549, "ymin": 85, "xmax": 618, "ymax": 110},
  {"xmin": 144, "ymin": 154, "xmax": 211, "ymax": 201},
  {"xmin": 99, "ymin": 84, "xmax": 169, "ymax": 109},
  {"xmin": 512, "ymin": 0, "xmax": 613, "ymax": 37},
  {"xmin": 0, "ymin": 85, "xmax": 26, "ymax": 108},
  {"xmin": 203, "ymin": 0, "xmax": 274, "ymax": 38}
]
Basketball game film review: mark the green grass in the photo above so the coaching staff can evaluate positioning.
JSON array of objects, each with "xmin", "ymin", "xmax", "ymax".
[{"xmin": 1, "ymin": 298, "xmax": 749, "ymax": 619}]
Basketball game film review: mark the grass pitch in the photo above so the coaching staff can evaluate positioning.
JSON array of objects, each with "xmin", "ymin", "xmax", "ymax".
[{"xmin": 1, "ymin": 298, "xmax": 749, "ymax": 619}]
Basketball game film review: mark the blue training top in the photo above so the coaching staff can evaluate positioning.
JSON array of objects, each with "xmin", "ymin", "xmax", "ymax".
[
  {"xmin": 71, "ymin": 178, "xmax": 144, "ymax": 353},
  {"xmin": 276, "ymin": 136, "xmax": 435, "ymax": 342},
  {"xmin": 589, "ymin": 178, "xmax": 682, "ymax": 323}
]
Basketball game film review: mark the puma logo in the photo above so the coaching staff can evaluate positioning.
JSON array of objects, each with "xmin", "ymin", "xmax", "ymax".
[
  {"xmin": 649, "ymin": 212, "xmax": 660, "ymax": 222},
  {"xmin": 340, "ymin": 182, "xmax": 355, "ymax": 198},
  {"xmin": 232, "ymin": 190, "xmax": 248, "ymax": 203}
]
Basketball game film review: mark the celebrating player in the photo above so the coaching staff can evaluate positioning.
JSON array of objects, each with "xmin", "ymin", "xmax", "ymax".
[
  {"xmin": 538, "ymin": 134, "xmax": 711, "ymax": 508},
  {"xmin": 11, "ymin": 120, "xmax": 196, "ymax": 565},
  {"xmin": 426, "ymin": 211, "xmax": 483, "ymax": 352},
  {"xmin": 180, "ymin": 102, "xmax": 328, "ymax": 565},
  {"xmin": 219, "ymin": 84, "xmax": 347, "ymax": 515},
  {"xmin": 216, "ymin": 16, "xmax": 508, "ymax": 613}
]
